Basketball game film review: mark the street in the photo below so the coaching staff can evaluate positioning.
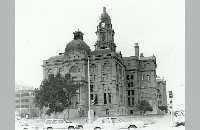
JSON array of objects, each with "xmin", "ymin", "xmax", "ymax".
[{"xmin": 15, "ymin": 114, "xmax": 185, "ymax": 130}]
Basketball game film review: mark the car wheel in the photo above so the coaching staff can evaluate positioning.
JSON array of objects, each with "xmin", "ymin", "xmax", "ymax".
[
  {"xmin": 94, "ymin": 127, "xmax": 101, "ymax": 130},
  {"xmin": 23, "ymin": 128, "xmax": 28, "ymax": 130},
  {"xmin": 47, "ymin": 128, "xmax": 53, "ymax": 130},
  {"xmin": 128, "ymin": 125, "xmax": 137, "ymax": 129},
  {"xmin": 68, "ymin": 126, "xmax": 75, "ymax": 130},
  {"xmin": 79, "ymin": 126, "xmax": 83, "ymax": 129}
]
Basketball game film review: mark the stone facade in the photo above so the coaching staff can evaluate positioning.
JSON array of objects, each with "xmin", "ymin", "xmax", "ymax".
[
  {"xmin": 42, "ymin": 7, "xmax": 166, "ymax": 116},
  {"xmin": 156, "ymin": 78, "xmax": 167, "ymax": 107}
]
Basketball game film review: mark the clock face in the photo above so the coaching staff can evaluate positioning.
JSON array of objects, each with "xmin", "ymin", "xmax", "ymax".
[{"xmin": 101, "ymin": 22, "xmax": 105, "ymax": 28}]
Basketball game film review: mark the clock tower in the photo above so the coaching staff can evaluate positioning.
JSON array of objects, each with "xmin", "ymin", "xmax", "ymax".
[{"xmin": 95, "ymin": 7, "xmax": 116, "ymax": 51}]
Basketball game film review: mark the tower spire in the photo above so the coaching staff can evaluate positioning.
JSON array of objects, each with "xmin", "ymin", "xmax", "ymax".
[{"xmin": 103, "ymin": 7, "xmax": 106, "ymax": 12}]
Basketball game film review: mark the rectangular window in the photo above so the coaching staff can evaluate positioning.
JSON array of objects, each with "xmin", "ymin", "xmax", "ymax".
[
  {"xmin": 128, "ymin": 83, "xmax": 130, "ymax": 87},
  {"xmin": 16, "ymin": 105, "xmax": 20, "ymax": 108},
  {"xmin": 131, "ymin": 75, "xmax": 133, "ymax": 79},
  {"xmin": 21, "ymin": 99, "xmax": 29, "ymax": 102},
  {"xmin": 132, "ymin": 97, "xmax": 134, "ymax": 105},
  {"xmin": 90, "ymin": 85, "xmax": 93, "ymax": 92},
  {"xmin": 25, "ymin": 105, "xmax": 29, "ymax": 108},
  {"xmin": 131, "ymin": 82, "xmax": 133, "ymax": 87},
  {"xmin": 141, "ymin": 76, "xmax": 144, "ymax": 80},
  {"xmin": 16, "ymin": 94, "xmax": 20, "ymax": 97},
  {"xmin": 130, "ymin": 110, "xmax": 133, "ymax": 114},
  {"xmin": 90, "ymin": 94, "xmax": 93, "ymax": 100},
  {"xmin": 127, "ymin": 75, "xmax": 129, "ymax": 80},
  {"xmin": 16, "ymin": 100, "xmax": 20, "ymax": 103},
  {"xmin": 108, "ymin": 93, "xmax": 111, "ymax": 103},
  {"xmin": 104, "ymin": 93, "xmax": 107, "ymax": 104},
  {"xmin": 128, "ymin": 97, "xmax": 130, "ymax": 106},
  {"xmin": 21, "ymin": 93, "xmax": 29, "ymax": 97},
  {"xmin": 131, "ymin": 90, "xmax": 134, "ymax": 95},
  {"xmin": 128, "ymin": 90, "xmax": 130, "ymax": 96}
]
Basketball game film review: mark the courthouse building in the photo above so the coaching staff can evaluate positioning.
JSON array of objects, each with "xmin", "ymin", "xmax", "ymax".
[{"xmin": 42, "ymin": 7, "xmax": 167, "ymax": 116}]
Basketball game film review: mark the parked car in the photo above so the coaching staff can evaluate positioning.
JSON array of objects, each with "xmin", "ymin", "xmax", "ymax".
[
  {"xmin": 174, "ymin": 111, "xmax": 185, "ymax": 126},
  {"xmin": 84, "ymin": 117, "xmax": 144, "ymax": 130},
  {"xmin": 43, "ymin": 119, "xmax": 83, "ymax": 130}
]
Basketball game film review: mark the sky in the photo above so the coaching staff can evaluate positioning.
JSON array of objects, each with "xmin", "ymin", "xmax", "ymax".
[{"xmin": 15, "ymin": 0, "xmax": 185, "ymax": 105}]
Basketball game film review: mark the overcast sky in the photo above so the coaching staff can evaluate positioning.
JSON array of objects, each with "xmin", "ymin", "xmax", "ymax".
[{"xmin": 15, "ymin": 0, "xmax": 185, "ymax": 105}]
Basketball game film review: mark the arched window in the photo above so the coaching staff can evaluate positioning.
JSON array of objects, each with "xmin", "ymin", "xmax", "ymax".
[
  {"xmin": 69, "ymin": 66, "xmax": 80, "ymax": 73},
  {"xmin": 90, "ymin": 64, "xmax": 97, "ymax": 72}
]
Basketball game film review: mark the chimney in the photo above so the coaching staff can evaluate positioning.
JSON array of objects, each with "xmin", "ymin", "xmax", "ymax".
[{"xmin": 134, "ymin": 43, "xmax": 139, "ymax": 58}]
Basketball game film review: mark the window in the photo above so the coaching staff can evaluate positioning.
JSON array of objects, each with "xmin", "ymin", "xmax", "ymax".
[
  {"xmin": 69, "ymin": 66, "xmax": 80, "ymax": 73},
  {"xmin": 21, "ymin": 99, "xmax": 29, "ymax": 102},
  {"xmin": 131, "ymin": 75, "xmax": 133, "ymax": 79},
  {"xmin": 128, "ymin": 97, "xmax": 130, "ymax": 106},
  {"xmin": 131, "ymin": 90, "xmax": 135, "ymax": 95},
  {"xmin": 111, "ymin": 118, "xmax": 120, "ymax": 123},
  {"xmin": 128, "ymin": 90, "xmax": 130, "ymax": 96},
  {"xmin": 131, "ymin": 82, "xmax": 133, "ymax": 87},
  {"xmin": 147, "ymin": 75, "xmax": 150, "ymax": 80},
  {"xmin": 16, "ymin": 94, "xmax": 20, "ymax": 97},
  {"xmin": 128, "ymin": 83, "xmax": 130, "ymax": 87},
  {"xmin": 16, "ymin": 100, "xmax": 20, "ymax": 103},
  {"xmin": 21, "ymin": 93, "xmax": 29, "ymax": 97},
  {"xmin": 132, "ymin": 97, "xmax": 134, "ymax": 105},
  {"xmin": 102, "ymin": 34, "xmax": 105, "ymax": 41},
  {"xmin": 90, "ymin": 64, "xmax": 97, "ymax": 72},
  {"xmin": 104, "ymin": 93, "xmax": 107, "ymax": 104},
  {"xmin": 52, "ymin": 120, "xmax": 58, "ymax": 124},
  {"xmin": 94, "ymin": 94, "xmax": 98, "ymax": 104},
  {"xmin": 108, "ymin": 93, "xmax": 111, "ymax": 103},
  {"xmin": 16, "ymin": 105, "xmax": 20, "ymax": 108},
  {"xmin": 130, "ymin": 110, "xmax": 133, "ymax": 114},
  {"xmin": 24, "ymin": 105, "xmax": 29, "ymax": 108},
  {"xmin": 127, "ymin": 75, "xmax": 129, "ymax": 80},
  {"xmin": 90, "ymin": 85, "xmax": 94, "ymax": 92},
  {"xmin": 90, "ymin": 94, "xmax": 93, "ymax": 100},
  {"xmin": 46, "ymin": 120, "xmax": 52, "ymax": 124},
  {"xmin": 58, "ymin": 120, "xmax": 64, "ymax": 124},
  {"xmin": 141, "ymin": 76, "xmax": 144, "ymax": 80},
  {"xmin": 102, "ymin": 118, "xmax": 110, "ymax": 123}
]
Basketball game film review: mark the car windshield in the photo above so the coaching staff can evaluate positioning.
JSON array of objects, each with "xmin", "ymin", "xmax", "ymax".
[
  {"xmin": 111, "ymin": 118, "xmax": 121, "ymax": 123},
  {"xmin": 65, "ymin": 120, "xmax": 72, "ymax": 123},
  {"xmin": 46, "ymin": 120, "xmax": 52, "ymax": 124}
]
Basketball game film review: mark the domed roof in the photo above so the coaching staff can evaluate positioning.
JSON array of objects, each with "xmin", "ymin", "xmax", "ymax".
[
  {"xmin": 99, "ymin": 7, "xmax": 111, "ymax": 23},
  {"xmin": 65, "ymin": 39, "xmax": 91, "ymax": 54}
]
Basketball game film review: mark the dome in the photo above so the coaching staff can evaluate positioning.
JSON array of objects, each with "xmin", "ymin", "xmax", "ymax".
[
  {"xmin": 65, "ymin": 39, "xmax": 91, "ymax": 54},
  {"xmin": 99, "ymin": 7, "xmax": 111, "ymax": 23}
]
